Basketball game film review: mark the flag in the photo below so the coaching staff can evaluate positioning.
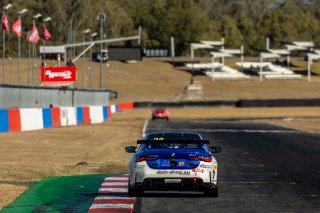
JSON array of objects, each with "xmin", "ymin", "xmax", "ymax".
[
  {"xmin": 27, "ymin": 23, "xmax": 40, "ymax": 43},
  {"xmin": 12, "ymin": 17, "xmax": 22, "ymax": 37},
  {"xmin": 2, "ymin": 13, "xmax": 9, "ymax": 31},
  {"xmin": 41, "ymin": 24, "xmax": 51, "ymax": 41}
]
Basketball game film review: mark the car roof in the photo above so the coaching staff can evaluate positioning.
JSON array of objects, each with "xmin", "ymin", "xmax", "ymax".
[
  {"xmin": 145, "ymin": 132, "xmax": 202, "ymax": 140},
  {"xmin": 154, "ymin": 108, "xmax": 166, "ymax": 111}
]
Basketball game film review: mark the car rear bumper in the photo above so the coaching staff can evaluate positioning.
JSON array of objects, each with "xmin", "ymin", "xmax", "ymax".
[
  {"xmin": 134, "ymin": 178, "xmax": 217, "ymax": 191},
  {"xmin": 131, "ymin": 162, "xmax": 217, "ymax": 187},
  {"xmin": 152, "ymin": 115, "xmax": 169, "ymax": 119}
]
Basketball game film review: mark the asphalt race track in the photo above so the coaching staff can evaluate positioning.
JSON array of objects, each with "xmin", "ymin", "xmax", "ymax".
[{"xmin": 135, "ymin": 119, "xmax": 320, "ymax": 213}]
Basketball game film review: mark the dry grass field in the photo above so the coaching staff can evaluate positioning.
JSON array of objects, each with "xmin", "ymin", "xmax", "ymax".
[
  {"xmin": 4, "ymin": 57, "xmax": 320, "ymax": 102},
  {"xmin": 2, "ymin": 58, "xmax": 320, "ymax": 208}
]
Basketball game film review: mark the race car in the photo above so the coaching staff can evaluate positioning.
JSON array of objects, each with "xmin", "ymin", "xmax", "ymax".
[
  {"xmin": 125, "ymin": 132, "xmax": 222, "ymax": 197},
  {"xmin": 151, "ymin": 108, "xmax": 169, "ymax": 121}
]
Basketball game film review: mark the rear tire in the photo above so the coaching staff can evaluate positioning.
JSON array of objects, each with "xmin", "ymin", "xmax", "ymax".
[
  {"xmin": 128, "ymin": 181, "xmax": 143, "ymax": 197},
  {"xmin": 204, "ymin": 187, "xmax": 218, "ymax": 197}
]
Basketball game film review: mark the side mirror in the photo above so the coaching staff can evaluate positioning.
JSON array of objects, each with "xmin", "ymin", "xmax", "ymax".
[
  {"xmin": 210, "ymin": 146, "xmax": 222, "ymax": 153},
  {"xmin": 125, "ymin": 146, "xmax": 137, "ymax": 153}
]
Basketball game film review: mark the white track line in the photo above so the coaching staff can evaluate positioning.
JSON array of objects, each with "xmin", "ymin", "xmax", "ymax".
[
  {"xmin": 102, "ymin": 182, "xmax": 128, "ymax": 186},
  {"xmin": 150, "ymin": 128, "xmax": 299, "ymax": 134},
  {"xmin": 90, "ymin": 204, "xmax": 134, "ymax": 209},
  {"xmin": 99, "ymin": 188, "xmax": 128, "ymax": 193},
  {"xmin": 104, "ymin": 177, "xmax": 128, "ymax": 181},
  {"xmin": 95, "ymin": 196, "xmax": 136, "ymax": 200}
]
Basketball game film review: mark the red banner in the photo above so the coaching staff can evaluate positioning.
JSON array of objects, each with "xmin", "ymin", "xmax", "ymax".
[{"xmin": 41, "ymin": 66, "xmax": 77, "ymax": 82}]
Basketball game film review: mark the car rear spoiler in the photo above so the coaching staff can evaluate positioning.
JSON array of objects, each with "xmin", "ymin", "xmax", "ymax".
[{"xmin": 137, "ymin": 140, "xmax": 209, "ymax": 144}]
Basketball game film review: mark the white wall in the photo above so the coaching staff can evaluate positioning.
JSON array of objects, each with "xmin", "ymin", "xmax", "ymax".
[
  {"xmin": 89, "ymin": 106, "xmax": 104, "ymax": 124},
  {"xmin": 20, "ymin": 108, "xmax": 44, "ymax": 131},
  {"xmin": 60, "ymin": 107, "xmax": 77, "ymax": 126}
]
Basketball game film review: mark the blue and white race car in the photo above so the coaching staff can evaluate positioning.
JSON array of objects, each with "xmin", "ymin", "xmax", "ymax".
[{"xmin": 125, "ymin": 132, "xmax": 222, "ymax": 197}]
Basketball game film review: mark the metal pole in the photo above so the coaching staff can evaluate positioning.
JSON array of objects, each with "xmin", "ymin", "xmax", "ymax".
[
  {"xmin": 138, "ymin": 26, "xmax": 141, "ymax": 45},
  {"xmin": 99, "ymin": 16, "xmax": 103, "ymax": 88},
  {"xmin": 260, "ymin": 54, "xmax": 263, "ymax": 82},
  {"xmin": 2, "ymin": 15, "xmax": 5, "ymax": 84},
  {"xmin": 191, "ymin": 46, "xmax": 194, "ymax": 75},
  {"xmin": 28, "ymin": 41, "xmax": 30, "ymax": 85},
  {"xmin": 90, "ymin": 36, "xmax": 93, "ymax": 87},
  {"xmin": 211, "ymin": 56, "xmax": 214, "ymax": 73},
  {"xmin": 240, "ymin": 45, "xmax": 244, "ymax": 72},
  {"xmin": 43, "ymin": 40, "xmax": 46, "ymax": 86},
  {"xmin": 43, "ymin": 38, "xmax": 46, "ymax": 62},
  {"xmin": 69, "ymin": 20, "xmax": 72, "ymax": 59},
  {"xmin": 32, "ymin": 42, "xmax": 34, "ymax": 84},
  {"xmin": 171, "ymin": 36, "xmax": 175, "ymax": 66},
  {"xmin": 18, "ymin": 32, "xmax": 21, "ymax": 84},
  {"xmin": 8, "ymin": 57, "xmax": 11, "ymax": 82},
  {"xmin": 83, "ymin": 33, "xmax": 85, "ymax": 87},
  {"xmin": 308, "ymin": 57, "xmax": 311, "ymax": 82},
  {"xmin": 73, "ymin": 30, "xmax": 76, "ymax": 59}
]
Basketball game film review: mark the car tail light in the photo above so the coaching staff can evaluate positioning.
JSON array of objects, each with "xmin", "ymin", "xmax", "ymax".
[
  {"xmin": 189, "ymin": 156, "xmax": 212, "ymax": 162},
  {"xmin": 136, "ymin": 156, "xmax": 158, "ymax": 162}
]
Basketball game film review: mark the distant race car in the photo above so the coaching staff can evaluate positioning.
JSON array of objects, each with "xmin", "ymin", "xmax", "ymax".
[
  {"xmin": 151, "ymin": 108, "xmax": 169, "ymax": 121},
  {"xmin": 125, "ymin": 132, "xmax": 222, "ymax": 197}
]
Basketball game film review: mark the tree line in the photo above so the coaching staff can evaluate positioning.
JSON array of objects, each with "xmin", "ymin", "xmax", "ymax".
[{"xmin": 1, "ymin": 0, "xmax": 320, "ymax": 57}]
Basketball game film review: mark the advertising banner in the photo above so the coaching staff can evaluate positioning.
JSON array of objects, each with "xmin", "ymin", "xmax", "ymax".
[{"xmin": 41, "ymin": 66, "xmax": 76, "ymax": 82}]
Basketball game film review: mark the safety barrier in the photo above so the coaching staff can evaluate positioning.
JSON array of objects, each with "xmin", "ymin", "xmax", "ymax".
[
  {"xmin": 134, "ymin": 99, "xmax": 320, "ymax": 108},
  {"xmin": 0, "ymin": 102, "xmax": 134, "ymax": 133}
]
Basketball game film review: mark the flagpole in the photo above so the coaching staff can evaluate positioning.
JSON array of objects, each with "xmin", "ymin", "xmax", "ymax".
[
  {"xmin": 2, "ymin": 12, "xmax": 5, "ymax": 84},
  {"xmin": 2, "ymin": 5, "xmax": 12, "ymax": 84},
  {"xmin": 16, "ymin": 9, "xmax": 28, "ymax": 84},
  {"xmin": 2, "ymin": 30, "xmax": 5, "ymax": 84},
  {"xmin": 18, "ymin": 33, "xmax": 20, "ymax": 84},
  {"xmin": 43, "ymin": 39, "xmax": 46, "ymax": 86},
  {"xmin": 32, "ymin": 20, "xmax": 35, "ymax": 85},
  {"xmin": 32, "ymin": 42, "xmax": 34, "ymax": 85},
  {"xmin": 28, "ymin": 37, "xmax": 30, "ymax": 85}
]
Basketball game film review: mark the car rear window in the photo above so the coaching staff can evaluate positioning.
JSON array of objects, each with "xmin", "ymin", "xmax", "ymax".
[
  {"xmin": 146, "ymin": 132, "xmax": 201, "ymax": 140},
  {"xmin": 155, "ymin": 109, "xmax": 166, "ymax": 113},
  {"xmin": 146, "ymin": 142, "xmax": 200, "ymax": 149}
]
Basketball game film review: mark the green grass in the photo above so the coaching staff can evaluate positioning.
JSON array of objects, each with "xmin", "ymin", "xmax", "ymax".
[{"xmin": 1, "ymin": 174, "xmax": 111, "ymax": 213}]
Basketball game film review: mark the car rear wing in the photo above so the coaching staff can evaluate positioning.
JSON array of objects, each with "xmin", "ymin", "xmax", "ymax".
[{"xmin": 137, "ymin": 140, "xmax": 210, "ymax": 144}]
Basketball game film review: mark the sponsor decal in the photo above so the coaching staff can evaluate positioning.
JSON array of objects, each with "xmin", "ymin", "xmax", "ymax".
[
  {"xmin": 161, "ymin": 160, "xmax": 170, "ymax": 167},
  {"xmin": 156, "ymin": 170, "xmax": 191, "ymax": 175},
  {"xmin": 136, "ymin": 165, "xmax": 145, "ymax": 169},
  {"xmin": 199, "ymin": 164, "xmax": 211, "ymax": 169},
  {"xmin": 41, "ymin": 66, "xmax": 76, "ymax": 82},
  {"xmin": 178, "ymin": 161, "xmax": 184, "ymax": 166},
  {"xmin": 192, "ymin": 168, "xmax": 204, "ymax": 173}
]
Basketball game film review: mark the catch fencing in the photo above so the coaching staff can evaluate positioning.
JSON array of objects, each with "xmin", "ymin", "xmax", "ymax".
[{"xmin": 0, "ymin": 84, "xmax": 117, "ymax": 109}]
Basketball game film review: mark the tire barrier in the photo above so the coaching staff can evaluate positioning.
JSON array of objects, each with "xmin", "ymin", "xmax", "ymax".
[
  {"xmin": 236, "ymin": 99, "xmax": 320, "ymax": 107},
  {"xmin": 0, "ymin": 102, "xmax": 134, "ymax": 134},
  {"xmin": 135, "ymin": 99, "xmax": 320, "ymax": 108},
  {"xmin": 134, "ymin": 100, "xmax": 237, "ymax": 108}
]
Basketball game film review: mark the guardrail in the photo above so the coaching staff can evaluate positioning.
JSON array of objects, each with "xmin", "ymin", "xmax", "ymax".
[{"xmin": 134, "ymin": 99, "xmax": 320, "ymax": 108}]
